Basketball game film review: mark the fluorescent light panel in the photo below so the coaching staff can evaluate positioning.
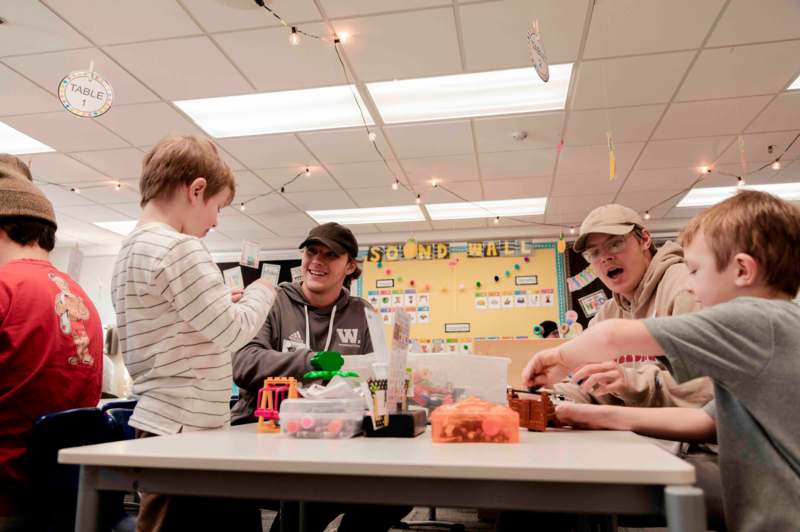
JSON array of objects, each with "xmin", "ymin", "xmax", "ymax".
[
  {"xmin": 307, "ymin": 205, "xmax": 424, "ymax": 225},
  {"xmin": 366, "ymin": 64, "xmax": 573, "ymax": 124},
  {"xmin": 94, "ymin": 220, "xmax": 138, "ymax": 236},
  {"xmin": 174, "ymin": 85, "xmax": 374, "ymax": 138},
  {"xmin": 788, "ymin": 74, "xmax": 800, "ymax": 91},
  {"xmin": 0, "ymin": 121, "xmax": 54, "ymax": 154},
  {"xmin": 677, "ymin": 182, "xmax": 800, "ymax": 208},
  {"xmin": 426, "ymin": 197, "xmax": 548, "ymax": 221}
]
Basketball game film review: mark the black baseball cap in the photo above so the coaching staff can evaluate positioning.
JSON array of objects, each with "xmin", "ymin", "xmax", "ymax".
[{"xmin": 299, "ymin": 222, "xmax": 358, "ymax": 258}]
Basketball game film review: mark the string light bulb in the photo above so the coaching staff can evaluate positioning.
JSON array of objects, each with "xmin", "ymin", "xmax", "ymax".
[
  {"xmin": 737, "ymin": 176, "xmax": 746, "ymax": 189},
  {"xmin": 71, "ymin": 187, "xmax": 80, "ymax": 194},
  {"xmin": 289, "ymin": 27, "xmax": 300, "ymax": 46},
  {"xmin": 115, "ymin": 182, "xmax": 121, "ymax": 191},
  {"xmin": 415, "ymin": 194, "xmax": 421, "ymax": 204},
  {"xmin": 431, "ymin": 178, "xmax": 439, "ymax": 188},
  {"xmin": 337, "ymin": 31, "xmax": 350, "ymax": 43},
  {"xmin": 771, "ymin": 160, "xmax": 781, "ymax": 170},
  {"xmin": 305, "ymin": 167, "xmax": 311, "ymax": 177},
  {"xmin": 644, "ymin": 211, "xmax": 651, "ymax": 220},
  {"xmin": 493, "ymin": 216, "xmax": 500, "ymax": 225},
  {"xmin": 391, "ymin": 179, "xmax": 399, "ymax": 191},
  {"xmin": 699, "ymin": 165, "xmax": 711, "ymax": 174},
  {"xmin": 239, "ymin": 202, "xmax": 246, "ymax": 211},
  {"xmin": 368, "ymin": 132, "xmax": 377, "ymax": 142},
  {"xmin": 569, "ymin": 226, "xmax": 576, "ymax": 234}
]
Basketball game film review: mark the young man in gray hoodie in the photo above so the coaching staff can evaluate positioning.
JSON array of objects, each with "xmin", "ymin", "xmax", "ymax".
[{"xmin": 231, "ymin": 222, "xmax": 410, "ymax": 532}]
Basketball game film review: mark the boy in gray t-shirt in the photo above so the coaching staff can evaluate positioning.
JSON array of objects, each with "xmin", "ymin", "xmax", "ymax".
[{"xmin": 523, "ymin": 190, "xmax": 800, "ymax": 532}]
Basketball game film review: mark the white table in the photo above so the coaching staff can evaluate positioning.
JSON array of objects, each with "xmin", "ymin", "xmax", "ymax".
[{"xmin": 59, "ymin": 424, "xmax": 705, "ymax": 532}]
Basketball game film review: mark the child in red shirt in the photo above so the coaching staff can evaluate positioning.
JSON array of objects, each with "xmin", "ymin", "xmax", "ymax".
[{"xmin": 0, "ymin": 155, "xmax": 102, "ymax": 526}]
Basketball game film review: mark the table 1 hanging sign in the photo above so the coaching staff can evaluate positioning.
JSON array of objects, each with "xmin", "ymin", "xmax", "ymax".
[{"xmin": 58, "ymin": 70, "xmax": 114, "ymax": 118}]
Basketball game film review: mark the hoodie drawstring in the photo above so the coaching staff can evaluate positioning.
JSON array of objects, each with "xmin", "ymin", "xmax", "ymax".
[{"xmin": 304, "ymin": 304, "xmax": 337, "ymax": 352}]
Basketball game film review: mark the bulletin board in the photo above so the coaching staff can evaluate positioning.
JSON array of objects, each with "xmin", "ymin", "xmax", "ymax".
[{"xmin": 355, "ymin": 240, "xmax": 567, "ymax": 353}]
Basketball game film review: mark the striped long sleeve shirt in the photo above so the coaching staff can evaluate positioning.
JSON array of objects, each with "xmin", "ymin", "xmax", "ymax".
[{"xmin": 111, "ymin": 222, "xmax": 274, "ymax": 435}]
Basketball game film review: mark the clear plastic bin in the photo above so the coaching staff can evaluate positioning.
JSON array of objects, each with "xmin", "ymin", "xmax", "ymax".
[
  {"xmin": 279, "ymin": 398, "xmax": 364, "ymax": 439},
  {"xmin": 431, "ymin": 396, "xmax": 519, "ymax": 443}
]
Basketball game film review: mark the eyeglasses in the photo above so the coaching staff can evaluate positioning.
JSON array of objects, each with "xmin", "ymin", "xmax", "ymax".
[{"xmin": 582, "ymin": 234, "xmax": 630, "ymax": 262}]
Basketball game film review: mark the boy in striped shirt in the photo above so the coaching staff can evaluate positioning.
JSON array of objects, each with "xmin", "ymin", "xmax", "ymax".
[{"xmin": 112, "ymin": 135, "xmax": 275, "ymax": 531}]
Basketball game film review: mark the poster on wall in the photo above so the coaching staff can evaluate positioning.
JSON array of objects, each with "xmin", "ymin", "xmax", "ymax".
[{"xmin": 578, "ymin": 290, "xmax": 608, "ymax": 318}]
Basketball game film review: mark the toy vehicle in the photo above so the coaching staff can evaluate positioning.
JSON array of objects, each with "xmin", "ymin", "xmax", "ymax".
[{"xmin": 507, "ymin": 389, "xmax": 559, "ymax": 432}]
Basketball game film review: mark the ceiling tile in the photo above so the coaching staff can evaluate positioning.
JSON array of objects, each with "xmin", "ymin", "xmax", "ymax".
[
  {"xmin": 636, "ymin": 136, "xmax": 734, "ymax": 170},
  {"xmin": 106, "ymin": 202, "xmax": 141, "ymax": 218},
  {"xmin": 181, "ymin": 0, "xmax": 321, "ymax": 33},
  {"xmin": 70, "ymin": 148, "xmax": 146, "ymax": 180},
  {"xmin": 0, "ymin": 64, "xmax": 61, "ymax": 115},
  {"xmin": 716, "ymin": 130, "xmax": 800, "ymax": 166},
  {"xmin": 104, "ymin": 36, "xmax": 253, "ymax": 100},
  {"xmin": 223, "ymin": 227, "xmax": 276, "ymax": 241},
  {"xmin": 232, "ymin": 170, "xmax": 272, "ymax": 196},
  {"xmin": 677, "ymin": 41, "xmax": 800, "ymax": 101},
  {"xmin": 27, "ymin": 153, "xmax": 108, "ymax": 184},
  {"xmin": 255, "ymin": 167, "xmax": 341, "ymax": 193},
  {"xmin": 218, "ymin": 134, "xmax": 314, "ymax": 169},
  {"xmin": 76, "ymin": 182, "xmax": 140, "ymax": 205},
  {"xmin": 473, "ymin": 112, "xmax": 564, "ymax": 153},
  {"xmin": 583, "ymin": 0, "xmax": 724, "ymax": 59},
  {"xmin": 545, "ymin": 193, "xmax": 616, "ymax": 224},
  {"xmin": 347, "ymin": 186, "xmax": 418, "ymax": 207},
  {"xmin": 556, "ymin": 142, "xmax": 644, "ymax": 176},
  {"xmin": 493, "ymin": 215, "xmax": 547, "ymax": 227},
  {"xmin": 481, "ymin": 177, "xmax": 551, "ymax": 200},
  {"xmin": 298, "ymin": 128, "xmax": 391, "ymax": 164},
  {"xmin": 479, "ymin": 149, "xmax": 555, "ymax": 179},
  {"xmin": 460, "ymin": 0, "xmax": 589, "ymax": 70},
  {"xmin": 621, "ymin": 168, "xmax": 703, "ymax": 193},
  {"xmin": 330, "ymin": 9, "xmax": 461, "ymax": 82},
  {"xmin": 402, "ymin": 154, "xmax": 480, "ymax": 183},
  {"xmin": 707, "ymin": 0, "xmax": 800, "ymax": 47},
  {"xmin": 613, "ymin": 188, "xmax": 685, "ymax": 218},
  {"xmin": 374, "ymin": 221, "xmax": 432, "ymax": 233},
  {"xmin": 565, "ymin": 106, "xmax": 664, "ymax": 146},
  {"xmin": 551, "ymin": 173, "xmax": 624, "ymax": 197},
  {"xmin": 97, "ymin": 103, "xmax": 206, "ymax": 146},
  {"xmin": 234, "ymin": 192, "xmax": 298, "ymax": 215},
  {"xmin": 4, "ymin": 48, "xmax": 160, "ymax": 106},
  {"xmin": 384, "ymin": 121, "xmax": 473, "ymax": 158},
  {"xmin": 214, "ymin": 23, "xmax": 348, "ymax": 92},
  {"xmin": 217, "ymin": 146, "xmax": 246, "ymax": 171},
  {"xmin": 56, "ymin": 204, "xmax": 131, "ymax": 223},
  {"xmin": 746, "ymin": 92, "xmax": 800, "ymax": 133},
  {"xmin": 430, "ymin": 219, "xmax": 487, "ymax": 230},
  {"xmin": 653, "ymin": 96, "xmax": 772, "ymax": 139},
  {"xmin": 318, "ymin": 0, "xmax": 449, "ymax": 18},
  {"xmin": 0, "ymin": 0, "xmax": 89, "ymax": 56},
  {"xmin": 216, "ymin": 210, "xmax": 262, "ymax": 232},
  {"xmin": 700, "ymin": 162, "xmax": 792, "ymax": 187},
  {"xmin": 45, "ymin": 0, "xmax": 201, "ymax": 45},
  {"xmin": 326, "ymin": 160, "xmax": 401, "ymax": 189},
  {"xmin": 572, "ymin": 52, "xmax": 694, "ymax": 109},
  {"xmin": 283, "ymin": 190, "xmax": 356, "ymax": 210},
  {"xmin": 251, "ymin": 212, "xmax": 317, "ymax": 237},
  {"xmin": 423, "ymin": 180, "xmax": 483, "ymax": 202},
  {"xmin": 2, "ymin": 112, "xmax": 128, "ymax": 152}
]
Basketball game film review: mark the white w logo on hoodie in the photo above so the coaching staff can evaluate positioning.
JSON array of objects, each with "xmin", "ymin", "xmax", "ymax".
[{"xmin": 336, "ymin": 328, "xmax": 359, "ymax": 344}]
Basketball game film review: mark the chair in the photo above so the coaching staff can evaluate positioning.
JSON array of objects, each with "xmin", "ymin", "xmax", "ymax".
[
  {"xmin": 106, "ymin": 408, "xmax": 136, "ymax": 441},
  {"xmin": 100, "ymin": 399, "xmax": 138, "ymax": 412},
  {"xmin": 27, "ymin": 407, "xmax": 135, "ymax": 532},
  {"xmin": 395, "ymin": 508, "xmax": 465, "ymax": 531}
]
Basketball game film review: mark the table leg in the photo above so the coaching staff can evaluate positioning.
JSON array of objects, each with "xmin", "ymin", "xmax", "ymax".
[
  {"xmin": 298, "ymin": 501, "xmax": 308, "ymax": 532},
  {"xmin": 75, "ymin": 466, "xmax": 100, "ymax": 532},
  {"xmin": 665, "ymin": 485, "xmax": 706, "ymax": 532}
]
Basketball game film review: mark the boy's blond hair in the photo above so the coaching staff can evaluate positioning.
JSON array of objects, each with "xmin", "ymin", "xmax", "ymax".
[
  {"xmin": 139, "ymin": 135, "xmax": 235, "ymax": 207},
  {"xmin": 680, "ymin": 189, "xmax": 800, "ymax": 296}
]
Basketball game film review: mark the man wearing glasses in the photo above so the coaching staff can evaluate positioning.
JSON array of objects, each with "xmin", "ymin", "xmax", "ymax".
[{"xmin": 558, "ymin": 204, "xmax": 713, "ymax": 408}]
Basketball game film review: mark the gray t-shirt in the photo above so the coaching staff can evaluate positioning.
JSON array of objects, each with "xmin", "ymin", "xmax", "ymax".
[{"xmin": 645, "ymin": 297, "xmax": 800, "ymax": 532}]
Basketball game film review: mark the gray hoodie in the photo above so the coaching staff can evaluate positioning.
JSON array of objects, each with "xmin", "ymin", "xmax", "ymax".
[{"xmin": 231, "ymin": 281, "xmax": 373, "ymax": 424}]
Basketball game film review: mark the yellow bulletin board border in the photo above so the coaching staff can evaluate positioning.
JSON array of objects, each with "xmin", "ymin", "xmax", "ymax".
[{"xmin": 355, "ymin": 241, "xmax": 567, "ymax": 343}]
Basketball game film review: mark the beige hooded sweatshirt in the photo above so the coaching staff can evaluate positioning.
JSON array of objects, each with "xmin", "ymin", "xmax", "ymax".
[{"xmin": 556, "ymin": 241, "xmax": 714, "ymax": 407}]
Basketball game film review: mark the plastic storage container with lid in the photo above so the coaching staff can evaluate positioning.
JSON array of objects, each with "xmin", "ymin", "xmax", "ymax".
[
  {"xmin": 279, "ymin": 398, "xmax": 365, "ymax": 439},
  {"xmin": 430, "ymin": 396, "xmax": 519, "ymax": 443}
]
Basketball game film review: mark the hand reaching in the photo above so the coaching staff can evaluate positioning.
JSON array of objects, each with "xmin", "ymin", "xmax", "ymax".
[
  {"xmin": 230, "ymin": 289, "xmax": 244, "ymax": 303},
  {"xmin": 521, "ymin": 347, "xmax": 571, "ymax": 388},
  {"xmin": 572, "ymin": 361, "xmax": 627, "ymax": 397}
]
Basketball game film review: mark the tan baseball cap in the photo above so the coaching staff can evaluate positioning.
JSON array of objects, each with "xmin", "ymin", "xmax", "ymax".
[{"xmin": 573, "ymin": 204, "xmax": 644, "ymax": 252}]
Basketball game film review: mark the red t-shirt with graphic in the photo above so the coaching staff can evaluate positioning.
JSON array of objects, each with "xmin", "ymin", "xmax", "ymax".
[{"xmin": 0, "ymin": 259, "xmax": 102, "ymax": 507}]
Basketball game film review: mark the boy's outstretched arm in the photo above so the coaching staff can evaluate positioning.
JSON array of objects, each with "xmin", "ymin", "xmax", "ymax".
[
  {"xmin": 555, "ymin": 403, "xmax": 717, "ymax": 444},
  {"xmin": 522, "ymin": 319, "xmax": 664, "ymax": 387}
]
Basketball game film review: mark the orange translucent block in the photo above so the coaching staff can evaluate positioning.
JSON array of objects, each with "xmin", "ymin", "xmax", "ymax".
[{"xmin": 431, "ymin": 396, "xmax": 520, "ymax": 443}]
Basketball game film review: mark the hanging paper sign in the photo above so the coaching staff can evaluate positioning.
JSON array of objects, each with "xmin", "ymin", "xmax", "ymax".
[
  {"xmin": 259, "ymin": 263, "xmax": 281, "ymax": 285},
  {"xmin": 527, "ymin": 19, "xmax": 549, "ymax": 82},
  {"xmin": 578, "ymin": 290, "xmax": 608, "ymax": 318},
  {"xmin": 58, "ymin": 70, "xmax": 114, "ymax": 118},
  {"xmin": 290, "ymin": 265, "xmax": 303, "ymax": 283},
  {"xmin": 567, "ymin": 265, "xmax": 598, "ymax": 292},
  {"xmin": 466, "ymin": 239, "xmax": 537, "ymax": 257},
  {"xmin": 606, "ymin": 131, "xmax": 617, "ymax": 180}
]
